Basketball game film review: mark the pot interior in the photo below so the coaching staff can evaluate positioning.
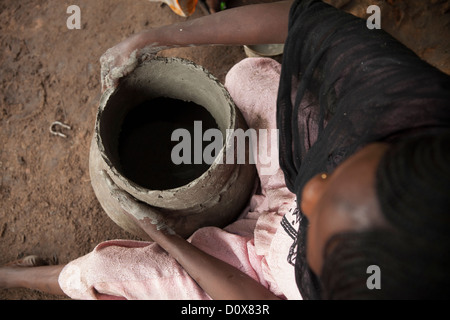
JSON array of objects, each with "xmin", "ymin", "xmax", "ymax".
[{"xmin": 98, "ymin": 58, "xmax": 233, "ymax": 191}]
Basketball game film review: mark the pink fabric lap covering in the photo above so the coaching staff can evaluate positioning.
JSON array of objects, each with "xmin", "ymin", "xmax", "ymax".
[{"xmin": 58, "ymin": 58, "xmax": 302, "ymax": 300}]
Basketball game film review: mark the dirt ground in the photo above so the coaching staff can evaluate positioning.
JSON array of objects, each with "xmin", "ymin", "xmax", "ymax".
[{"xmin": 0, "ymin": 0, "xmax": 449, "ymax": 300}]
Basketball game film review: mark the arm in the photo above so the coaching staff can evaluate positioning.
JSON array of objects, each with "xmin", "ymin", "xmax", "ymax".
[
  {"xmin": 105, "ymin": 172, "xmax": 280, "ymax": 300},
  {"xmin": 141, "ymin": 0, "xmax": 292, "ymax": 47},
  {"xmin": 144, "ymin": 221, "xmax": 280, "ymax": 300},
  {"xmin": 101, "ymin": 1, "xmax": 293, "ymax": 90}
]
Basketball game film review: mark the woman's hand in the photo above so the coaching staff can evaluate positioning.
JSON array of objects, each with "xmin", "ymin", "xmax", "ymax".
[
  {"xmin": 100, "ymin": 170, "xmax": 175, "ymax": 238},
  {"xmin": 99, "ymin": 171, "xmax": 279, "ymax": 299},
  {"xmin": 99, "ymin": 1, "xmax": 291, "ymax": 92},
  {"xmin": 100, "ymin": 31, "xmax": 165, "ymax": 92}
]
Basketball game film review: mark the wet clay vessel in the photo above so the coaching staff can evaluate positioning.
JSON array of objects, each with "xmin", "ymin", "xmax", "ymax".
[{"xmin": 89, "ymin": 57, "xmax": 256, "ymax": 240}]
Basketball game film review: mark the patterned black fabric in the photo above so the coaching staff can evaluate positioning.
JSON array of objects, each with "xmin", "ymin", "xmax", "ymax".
[{"xmin": 277, "ymin": 0, "xmax": 450, "ymax": 299}]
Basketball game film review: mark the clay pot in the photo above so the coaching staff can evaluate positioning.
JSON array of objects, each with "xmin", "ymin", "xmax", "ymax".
[
  {"xmin": 244, "ymin": 44, "xmax": 284, "ymax": 58},
  {"xmin": 89, "ymin": 57, "xmax": 256, "ymax": 240}
]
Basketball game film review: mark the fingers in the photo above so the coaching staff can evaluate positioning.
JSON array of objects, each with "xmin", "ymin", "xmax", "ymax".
[
  {"xmin": 99, "ymin": 170, "xmax": 170, "ymax": 231},
  {"xmin": 100, "ymin": 169, "xmax": 117, "ymax": 191},
  {"xmin": 100, "ymin": 48, "xmax": 139, "ymax": 92},
  {"xmin": 99, "ymin": 49, "xmax": 116, "ymax": 92},
  {"xmin": 100, "ymin": 170, "xmax": 148, "ymax": 218},
  {"xmin": 99, "ymin": 33, "xmax": 167, "ymax": 92}
]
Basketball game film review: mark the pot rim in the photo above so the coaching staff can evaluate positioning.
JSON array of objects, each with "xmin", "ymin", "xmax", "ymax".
[{"xmin": 95, "ymin": 57, "xmax": 238, "ymax": 199}]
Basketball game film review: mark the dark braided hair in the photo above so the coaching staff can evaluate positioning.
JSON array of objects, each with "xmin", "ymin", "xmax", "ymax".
[{"xmin": 320, "ymin": 133, "xmax": 450, "ymax": 299}]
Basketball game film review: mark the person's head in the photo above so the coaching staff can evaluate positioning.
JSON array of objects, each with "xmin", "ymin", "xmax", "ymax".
[{"xmin": 299, "ymin": 133, "xmax": 450, "ymax": 299}]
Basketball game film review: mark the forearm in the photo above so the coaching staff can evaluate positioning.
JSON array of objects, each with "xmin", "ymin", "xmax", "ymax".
[
  {"xmin": 104, "ymin": 168, "xmax": 279, "ymax": 299},
  {"xmin": 136, "ymin": 1, "xmax": 292, "ymax": 50},
  {"xmin": 100, "ymin": 1, "xmax": 292, "ymax": 90},
  {"xmin": 141, "ymin": 221, "xmax": 280, "ymax": 300}
]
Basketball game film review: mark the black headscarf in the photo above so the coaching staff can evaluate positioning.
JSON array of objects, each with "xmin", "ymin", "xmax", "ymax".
[{"xmin": 276, "ymin": 0, "xmax": 450, "ymax": 299}]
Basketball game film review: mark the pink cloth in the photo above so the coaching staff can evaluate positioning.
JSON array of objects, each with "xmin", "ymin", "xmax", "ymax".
[{"xmin": 58, "ymin": 58, "xmax": 302, "ymax": 300}]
